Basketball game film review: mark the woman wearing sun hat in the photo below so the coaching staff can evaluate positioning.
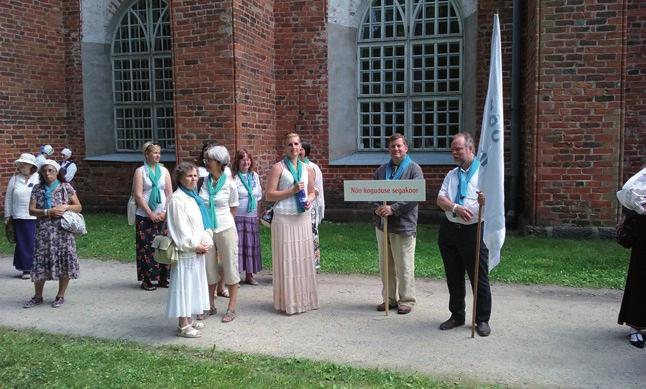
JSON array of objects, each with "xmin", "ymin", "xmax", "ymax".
[
  {"xmin": 4, "ymin": 153, "xmax": 40, "ymax": 279},
  {"xmin": 59, "ymin": 148, "xmax": 77, "ymax": 187}
]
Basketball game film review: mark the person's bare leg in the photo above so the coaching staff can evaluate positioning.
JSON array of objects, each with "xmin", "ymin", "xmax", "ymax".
[{"xmin": 56, "ymin": 277, "xmax": 70, "ymax": 298}]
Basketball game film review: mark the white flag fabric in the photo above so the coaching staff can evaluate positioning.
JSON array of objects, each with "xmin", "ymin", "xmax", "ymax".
[{"xmin": 477, "ymin": 15, "xmax": 505, "ymax": 271}]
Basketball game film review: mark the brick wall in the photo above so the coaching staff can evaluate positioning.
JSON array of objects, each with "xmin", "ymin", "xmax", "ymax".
[
  {"xmin": 623, "ymin": 0, "xmax": 646, "ymax": 180},
  {"xmin": 532, "ymin": 0, "xmax": 627, "ymax": 226},
  {"xmin": 0, "ymin": 0, "xmax": 77, "ymax": 209}
]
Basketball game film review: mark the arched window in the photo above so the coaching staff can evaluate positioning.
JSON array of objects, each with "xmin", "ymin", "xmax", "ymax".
[
  {"xmin": 111, "ymin": 0, "xmax": 173, "ymax": 152},
  {"xmin": 357, "ymin": 0, "xmax": 462, "ymax": 151}
]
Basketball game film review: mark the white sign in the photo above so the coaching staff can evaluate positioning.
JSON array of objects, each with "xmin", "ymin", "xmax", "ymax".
[{"xmin": 344, "ymin": 180, "xmax": 426, "ymax": 202}]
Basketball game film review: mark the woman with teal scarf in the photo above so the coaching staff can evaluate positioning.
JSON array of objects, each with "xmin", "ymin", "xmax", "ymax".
[
  {"xmin": 165, "ymin": 162, "xmax": 213, "ymax": 338},
  {"xmin": 233, "ymin": 149, "xmax": 263, "ymax": 286},
  {"xmin": 266, "ymin": 133, "xmax": 319, "ymax": 315},
  {"xmin": 132, "ymin": 142, "xmax": 173, "ymax": 291},
  {"xmin": 24, "ymin": 160, "xmax": 82, "ymax": 309},
  {"xmin": 198, "ymin": 145, "xmax": 241, "ymax": 323}
]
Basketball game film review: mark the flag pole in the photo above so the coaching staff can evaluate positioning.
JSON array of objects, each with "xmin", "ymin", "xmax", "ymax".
[
  {"xmin": 470, "ymin": 201, "xmax": 484, "ymax": 338},
  {"xmin": 382, "ymin": 200, "xmax": 389, "ymax": 316}
]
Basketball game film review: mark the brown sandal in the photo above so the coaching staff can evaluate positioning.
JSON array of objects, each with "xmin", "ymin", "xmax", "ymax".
[{"xmin": 222, "ymin": 309, "xmax": 236, "ymax": 323}]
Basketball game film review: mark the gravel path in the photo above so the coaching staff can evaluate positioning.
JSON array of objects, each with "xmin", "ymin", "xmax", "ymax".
[{"xmin": 0, "ymin": 257, "xmax": 644, "ymax": 388}]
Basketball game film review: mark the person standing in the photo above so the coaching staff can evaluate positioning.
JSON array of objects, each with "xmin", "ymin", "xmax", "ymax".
[
  {"xmin": 372, "ymin": 133, "xmax": 423, "ymax": 315},
  {"xmin": 436, "ymin": 132, "xmax": 492, "ymax": 337},
  {"xmin": 35, "ymin": 144, "xmax": 53, "ymax": 167},
  {"xmin": 616, "ymin": 167, "xmax": 646, "ymax": 348},
  {"xmin": 199, "ymin": 145, "xmax": 240, "ymax": 323},
  {"xmin": 59, "ymin": 148, "xmax": 77, "ymax": 187},
  {"xmin": 165, "ymin": 162, "xmax": 213, "ymax": 338},
  {"xmin": 232, "ymin": 149, "xmax": 263, "ymax": 285},
  {"xmin": 4, "ymin": 153, "xmax": 40, "ymax": 279},
  {"xmin": 24, "ymin": 160, "xmax": 82, "ymax": 308},
  {"xmin": 266, "ymin": 132, "xmax": 319, "ymax": 315},
  {"xmin": 132, "ymin": 142, "xmax": 172, "ymax": 291},
  {"xmin": 299, "ymin": 142, "xmax": 325, "ymax": 270}
]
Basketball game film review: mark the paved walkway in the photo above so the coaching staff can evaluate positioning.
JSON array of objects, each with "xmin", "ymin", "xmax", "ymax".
[{"xmin": 0, "ymin": 256, "xmax": 644, "ymax": 388}]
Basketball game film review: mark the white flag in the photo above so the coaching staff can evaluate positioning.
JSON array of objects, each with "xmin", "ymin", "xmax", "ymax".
[{"xmin": 477, "ymin": 15, "xmax": 505, "ymax": 271}]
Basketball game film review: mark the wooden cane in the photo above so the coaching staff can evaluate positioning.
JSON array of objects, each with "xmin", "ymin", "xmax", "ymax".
[
  {"xmin": 470, "ymin": 202, "xmax": 484, "ymax": 338},
  {"xmin": 382, "ymin": 200, "xmax": 389, "ymax": 316}
]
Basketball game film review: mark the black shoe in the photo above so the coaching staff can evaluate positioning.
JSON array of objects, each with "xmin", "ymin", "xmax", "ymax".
[
  {"xmin": 476, "ymin": 321, "xmax": 491, "ymax": 337},
  {"xmin": 629, "ymin": 332, "xmax": 644, "ymax": 348},
  {"xmin": 439, "ymin": 317, "xmax": 464, "ymax": 330},
  {"xmin": 376, "ymin": 302, "xmax": 398, "ymax": 311}
]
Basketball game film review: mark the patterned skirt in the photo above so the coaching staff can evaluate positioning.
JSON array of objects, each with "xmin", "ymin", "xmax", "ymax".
[
  {"xmin": 135, "ymin": 215, "xmax": 169, "ymax": 282},
  {"xmin": 235, "ymin": 215, "xmax": 262, "ymax": 274},
  {"xmin": 31, "ymin": 218, "xmax": 79, "ymax": 281}
]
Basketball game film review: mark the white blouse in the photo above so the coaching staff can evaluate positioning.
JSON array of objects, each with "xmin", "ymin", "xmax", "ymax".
[
  {"xmin": 166, "ymin": 189, "xmax": 213, "ymax": 257},
  {"xmin": 135, "ymin": 164, "xmax": 169, "ymax": 217},
  {"xmin": 199, "ymin": 175, "xmax": 239, "ymax": 233},
  {"xmin": 274, "ymin": 161, "xmax": 309, "ymax": 216},
  {"xmin": 4, "ymin": 173, "xmax": 39, "ymax": 220},
  {"xmin": 234, "ymin": 171, "xmax": 262, "ymax": 217}
]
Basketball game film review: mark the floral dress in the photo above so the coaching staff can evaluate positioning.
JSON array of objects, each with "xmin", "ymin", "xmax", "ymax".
[{"xmin": 30, "ymin": 183, "xmax": 80, "ymax": 281}]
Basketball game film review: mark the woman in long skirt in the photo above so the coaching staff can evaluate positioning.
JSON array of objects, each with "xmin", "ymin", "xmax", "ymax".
[{"xmin": 266, "ymin": 132, "xmax": 319, "ymax": 315}]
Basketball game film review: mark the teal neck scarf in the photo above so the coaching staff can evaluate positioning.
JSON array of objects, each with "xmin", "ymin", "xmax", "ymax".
[
  {"xmin": 386, "ymin": 155, "xmax": 411, "ymax": 180},
  {"xmin": 207, "ymin": 174, "xmax": 227, "ymax": 229},
  {"xmin": 145, "ymin": 162, "xmax": 162, "ymax": 211},
  {"xmin": 454, "ymin": 158, "xmax": 480, "ymax": 205},
  {"xmin": 43, "ymin": 180, "xmax": 60, "ymax": 209},
  {"xmin": 283, "ymin": 157, "xmax": 305, "ymax": 213},
  {"xmin": 237, "ymin": 172, "xmax": 257, "ymax": 213},
  {"xmin": 179, "ymin": 185, "xmax": 213, "ymax": 230}
]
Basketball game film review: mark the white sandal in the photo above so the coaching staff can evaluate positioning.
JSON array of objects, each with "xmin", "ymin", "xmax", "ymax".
[
  {"xmin": 191, "ymin": 321, "xmax": 206, "ymax": 330},
  {"xmin": 177, "ymin": 324, "xmax": 201, "ymax": 338}
]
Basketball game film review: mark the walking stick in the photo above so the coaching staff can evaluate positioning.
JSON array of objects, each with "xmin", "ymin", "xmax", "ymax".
[
  {"xmin": 470, "ymin": 202, "xmax": 484, "ymax": 338},
  {"xmin": 382, "ymin": 201, "xmax": 389, "ymax": 316}
]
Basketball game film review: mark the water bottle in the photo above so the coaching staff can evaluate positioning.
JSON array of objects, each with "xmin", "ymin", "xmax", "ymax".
[{"xmin": 297, "ymin": 189, "xmax": 308, "ymax": 209}]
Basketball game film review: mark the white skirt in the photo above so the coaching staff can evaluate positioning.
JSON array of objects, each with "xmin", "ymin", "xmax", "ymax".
[{"xmin": 166, "ymin": 254, "xmax": 210, "ymax": 318}]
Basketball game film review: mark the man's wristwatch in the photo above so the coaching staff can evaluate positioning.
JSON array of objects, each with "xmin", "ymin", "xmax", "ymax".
[{"xmin": 451, "ymin": 203, "xmax": 458, "ymax": 216}]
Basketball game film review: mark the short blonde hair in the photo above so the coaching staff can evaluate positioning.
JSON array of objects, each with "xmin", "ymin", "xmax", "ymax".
[
  {"xmin": 142, "ymin": 141, "xmax": 161, "ymax": 155},
  {"xmin": 284, "ymin": 132, "xmax": 299, "ymax": 141}
]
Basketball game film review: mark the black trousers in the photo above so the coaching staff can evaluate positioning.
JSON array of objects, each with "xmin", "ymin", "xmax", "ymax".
[{"xmin": 438, "ymin": 218, "xmax": 492, "ymax": 323}]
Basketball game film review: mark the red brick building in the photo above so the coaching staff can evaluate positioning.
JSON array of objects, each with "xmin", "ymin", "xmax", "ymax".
[{"xmin": 1, "ymin": 0, "xmax": 644, "ymax": 232}]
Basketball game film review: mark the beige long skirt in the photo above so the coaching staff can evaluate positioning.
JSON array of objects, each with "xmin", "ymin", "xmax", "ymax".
[{"xmin": 271, "ymin": 212, "xmax": 319, "ymax": 314}]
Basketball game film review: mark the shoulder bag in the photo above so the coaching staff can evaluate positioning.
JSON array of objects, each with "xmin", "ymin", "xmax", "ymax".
[
  {"xmin": 151, "ymin": 233, "xmax": 178, "ymax": 265},
  {"xmin": 60, "ymin": 184, "xmax": 87, "ymax": 236}
]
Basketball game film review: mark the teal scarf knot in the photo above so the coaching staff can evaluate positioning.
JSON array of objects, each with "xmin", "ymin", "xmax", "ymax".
[
  {"xmin": 386, "ymin": 155, "xmax": 411, "ymax": 180},
  {"xmin": 283, "ymin": 157, "xmax": 305, "ymax": 213},
  {"xmin": 454, "ymin": 158, "xmax": 480, "ymax": 205},
  {"xmin": 237, "ymin": 172, "xmax": 257, "ymax": 213},
  {"xmin": 179, "ymin": 185, "xmax": 214, "ymax": 230},
  {"xmin": 207, "ymin": 174, "xmax": 227, "ymax": 229},
  {"xmin": 145, "ymin": 163, "xmax": 162, "ymax": 212},
  {"xmin": 43, "ymin": 180, "xmax": 60, "ymax": 209}
]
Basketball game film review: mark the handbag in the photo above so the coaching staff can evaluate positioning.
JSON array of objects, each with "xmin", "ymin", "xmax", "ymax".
[
  {"xmin": 151, "ymin": 234, "xmax": 178, "ymax": 264},
  {"xmin": 61, "ymin": 211, "xmax": 87, "ymax": 235},
  {"xmin": 59, "ymin": 184, "xmax": 87, "ymax": 235},
  {"xmin": 4, "ymin": 219, "xmax": 16, "ymax": 244},
  {"xmin": 260, "ymin": 204, "xmax": 274, "ymax": 228},
  {"xmin": 127, "ymin": 195, "xmax": 137, "ymax": 225},
  {"xmin": 616, "ymin": 210, "xmax": 638, "ymax": 249}
]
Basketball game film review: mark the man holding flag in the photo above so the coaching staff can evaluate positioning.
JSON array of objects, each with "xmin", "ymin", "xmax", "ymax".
[
  {"xmin": 436, "ymin": 133, "xmax": 492, "ymax": 337},
  {"xmin": 435, "ymin": 14, "xmax": 506, "ymax": 337}
]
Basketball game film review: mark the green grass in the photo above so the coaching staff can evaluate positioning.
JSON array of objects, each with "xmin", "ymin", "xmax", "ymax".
[
  {"xmin": 0, "ymin": 213, "xmax": 630, "ymax": 288},
  {"xmin": 0, "ymin": 327, "xmax": 480, "ymax": 389}
]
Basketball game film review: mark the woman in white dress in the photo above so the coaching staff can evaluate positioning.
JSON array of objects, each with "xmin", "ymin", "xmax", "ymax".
[
  {"xmin": 266, "ymin": 132, "xmax": 319, "ymax": 315},
  {"xmin": 166, "ymin": 162, "xmax": 213, "ymax": 338}
]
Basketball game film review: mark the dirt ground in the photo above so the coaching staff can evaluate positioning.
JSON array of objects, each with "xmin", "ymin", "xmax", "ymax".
[{"xmin": 0, "ymin": 256, "xmax": 644, "ymax": 388}]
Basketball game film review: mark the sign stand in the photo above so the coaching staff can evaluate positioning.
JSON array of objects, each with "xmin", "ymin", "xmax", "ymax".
[{"xmin": 382, "ymin": 200, "xmax": 389, "ymax": 316}]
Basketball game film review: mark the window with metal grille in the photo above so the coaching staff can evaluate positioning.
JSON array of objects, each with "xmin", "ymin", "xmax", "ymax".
[
  {"xmin": 111, "ymin": 0, "xmax": 174, "ymax": 152},
  {"xmin": 358, "ymin": 0, "xmax": 462, "ymax": 151}
]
